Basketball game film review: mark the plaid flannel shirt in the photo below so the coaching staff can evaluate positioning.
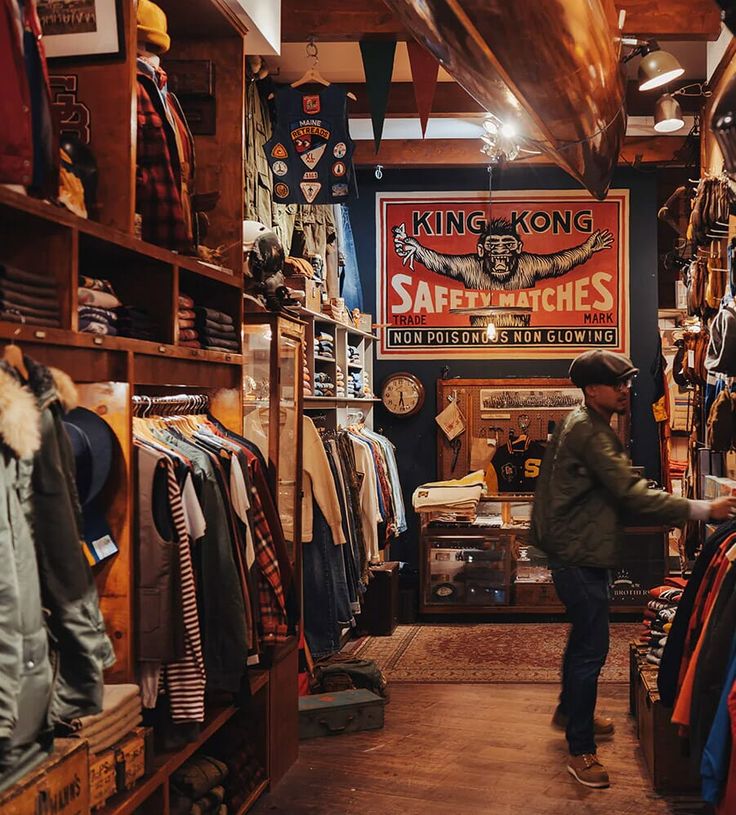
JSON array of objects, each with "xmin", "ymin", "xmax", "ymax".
[{"xmin": 136, "ymin": 74, "xmax": 188, "ymax": 250}]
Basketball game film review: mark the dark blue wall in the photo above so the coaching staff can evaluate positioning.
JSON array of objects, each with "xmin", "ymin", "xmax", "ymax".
[{"xmin": 349, "ymin": 164, "xmax": 660, "ymax": 564}]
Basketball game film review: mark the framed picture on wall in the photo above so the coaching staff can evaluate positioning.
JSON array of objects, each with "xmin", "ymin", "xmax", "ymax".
[
  {"xmin": 37, "ymin": 0, "xmax": 125, "ymax": 62},
  {"xmin": 479, "ymin": 387, "xmax": 582, "ymax": 413}
]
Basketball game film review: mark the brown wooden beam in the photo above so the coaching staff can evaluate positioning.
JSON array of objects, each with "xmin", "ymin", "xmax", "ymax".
[
  {"xmin": 281, "ymin": 0, "xmax": 721, "ymax": 42},
  {"xmin": 353, "ymin": 135, "xmax": 689, "ymax": 167}
]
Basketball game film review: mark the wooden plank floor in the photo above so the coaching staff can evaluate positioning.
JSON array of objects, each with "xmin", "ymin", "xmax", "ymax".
[{"xmin": 251, "ymin": 683, "xmax": 708, "ymax": 815}]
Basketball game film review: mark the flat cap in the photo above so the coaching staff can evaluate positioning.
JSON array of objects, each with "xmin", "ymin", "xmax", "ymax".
[{"xmin": 569, "ymin": 350, "xmax": 639, "ymax": 388}]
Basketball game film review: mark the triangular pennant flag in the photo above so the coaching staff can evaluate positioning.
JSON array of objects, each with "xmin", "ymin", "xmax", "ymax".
[
  {"xmin": 359, "ymin": 39, "xmax": 397, "ymax": 153},
  {"xmin": 407, "ymin": 41, "xmax": 439, "ymax": 139}
]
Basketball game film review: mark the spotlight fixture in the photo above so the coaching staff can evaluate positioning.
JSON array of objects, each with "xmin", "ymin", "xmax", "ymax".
[
  {"xmin": 480, "ymin": 114, "xmax": 521, "ymax": 163},
  {"xmin": 654, "ymin": 93, "xmax": 684, "ymax": 133},
  {"xmin": 620, "ymin": 38, "xmax": 684, "ymax": 92}
]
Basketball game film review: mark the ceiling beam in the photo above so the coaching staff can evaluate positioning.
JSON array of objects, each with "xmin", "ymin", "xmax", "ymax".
[
  {"xmin": 352, "ymin": 135, "xmax": 690, "ymax": 167},
  {"xmin": 280, "ymin": 0, "xmax": 722, "ymax": 42},
  {"xmin": 344, "ymin": 80, "xmax": 706, "ymax": 118}
]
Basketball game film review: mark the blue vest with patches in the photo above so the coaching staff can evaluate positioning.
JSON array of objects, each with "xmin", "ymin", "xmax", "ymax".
[{"xmin": 263, "ymin": 85, "xmax": 357, "ymax": 205}]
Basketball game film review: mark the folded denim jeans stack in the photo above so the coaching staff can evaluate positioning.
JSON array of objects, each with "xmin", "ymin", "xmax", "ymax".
[
  {"xmin": 0, "ymin": 263, "xmax": 61, "ymax": 328},
  {"xmin": 348, "ymin": 345, "xmax": 360, "ymax": 366},
  {"xmin": 65, "ymin": 683, "xmax": 142, "ymax": 754},
  {"xmin": 170, "ymin": 755, "xmax": 229, "ymax": 815},
  {"xmin": 347, "ymin": 370, "xmax": 363, "ymax": 398},
  {"xmin": 314, "ymin": 371, "xmax": 335, "ymax": 398},
  {"xmin": 194, "ymin": 307, "xmax": 239, "ymax": 353},
  {"xmin": 78, "ymin": 276, "xmax": 121, "ymax": 335},
  {"xmin": 115, "ymin": 306, "xmax": 158, "ymax": 341},
  {"xmin": 638, "ymin": 580, "xmax": 686, "ymax": 667}
]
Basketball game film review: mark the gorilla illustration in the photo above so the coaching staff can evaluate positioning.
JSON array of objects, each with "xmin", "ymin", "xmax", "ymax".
[{"xmin": 392, "ymin": 217, "xmax": 613, "ymax": 291}]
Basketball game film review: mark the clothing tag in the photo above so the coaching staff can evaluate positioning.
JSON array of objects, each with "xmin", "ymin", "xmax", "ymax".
[
  {"xmin": 435, "ymin": 401, "xmax": 466, "ymax": 440},
  {"xmin": 688, "ymin": 349, "xmax": 695, "ymax": 367},
  {"xmin": 84, "ymin": 535, "xmax": 119, "ymax": 564}
]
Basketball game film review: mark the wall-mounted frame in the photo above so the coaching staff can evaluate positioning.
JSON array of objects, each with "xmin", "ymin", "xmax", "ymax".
[{"xmin": 38, "ymin": 0, "xmax": 125, "ymax": 62}]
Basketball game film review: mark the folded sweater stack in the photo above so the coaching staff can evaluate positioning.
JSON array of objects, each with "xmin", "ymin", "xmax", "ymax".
[
  {"xmin": 348, "ymin": 370, "xmax": 363, "ymax": 398},
  {"xmin": 178, "ymin": 293, "xmax": 199, "ymax": 346},
  {"xmin": 335, "ymin": 363, "xmax": 345, "ymax": 397},
  {"xmin": 78, "ymin": 276, "xmax": 121, "ymax": 335},
  {"xmin": 314, "ymin": 332, "xmax": 334, "ymax": 359},
  {"xmin": 303, "ymin": 345, "xmax": 311, "ymax": 396},
  {"xmin": 314, "ymin": 371, "xmax": 335, "ymax": 398},
  {"xmin": 68, "ymin": 684, "xmax": 142, "ymax": 754},
  {"xmin": 195, "ymin": 307, "xmax": 239, "ymax": 352},
  {"xmin": 639, "ymin": 581, "xmax": 686, "ymax": 667},
  {"xmin": 0, "ymin": 263, "xmax": 61, "ymax": 328}
]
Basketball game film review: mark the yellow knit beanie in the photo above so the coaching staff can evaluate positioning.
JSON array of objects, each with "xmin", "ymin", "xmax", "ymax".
[{"xmin": 136, "ymin": 0, "xmax": 170, "ymax": 54}]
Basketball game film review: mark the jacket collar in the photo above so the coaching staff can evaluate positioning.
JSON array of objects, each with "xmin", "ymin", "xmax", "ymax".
[
  {"xmin": 24, "ymin": 356, "xmax": 78, "ymax": 413},
  {"xmin": 0, "ymin": 362, "xmax": 40, "ymax": 459},
  {"xmin": 581, "ymin": 403, "xmax": 617, "ymax": 434}
]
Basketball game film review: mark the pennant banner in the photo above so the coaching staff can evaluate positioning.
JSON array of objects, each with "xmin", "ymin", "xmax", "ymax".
[
  {"xmin": 359, "ymin": 39, "xmax": 397, "ymax": 153},
  {"xmin": 407, "ymin": 41, "xmax": 439, "ymax": 138}
]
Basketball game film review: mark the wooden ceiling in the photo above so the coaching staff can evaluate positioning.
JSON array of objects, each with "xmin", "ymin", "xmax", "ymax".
[
  {"xmin": 278, "ymin": 0, "xmax": 719, "ymax": 166},
  {"xmin": 281, "ymin": 0, "xmax": 722, "ymax": 42}
]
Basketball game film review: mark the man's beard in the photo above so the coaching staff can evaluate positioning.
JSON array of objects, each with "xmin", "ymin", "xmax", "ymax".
[{"xmin": 483, "ymin": 253, "xmax": 519, "ymax": 282}]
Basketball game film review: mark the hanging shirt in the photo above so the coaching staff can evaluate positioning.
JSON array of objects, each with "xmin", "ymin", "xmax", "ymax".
[
  {"xmin": 484, "ymin": 437, "xmax": 546, "ymax": 494},
  {"xmin": 263, "ymin": 85, "xmax": 357, "ymax": 205}
]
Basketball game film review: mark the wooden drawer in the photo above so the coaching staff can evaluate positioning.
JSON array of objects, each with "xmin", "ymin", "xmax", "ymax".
[{"xmin": 0, "ymin": 739, "xmax": 89, "ymax": 815}]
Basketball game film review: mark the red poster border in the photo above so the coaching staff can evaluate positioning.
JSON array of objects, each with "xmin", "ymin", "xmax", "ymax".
[{"xmin": 375, "ymin": 189, "xmax": 629, "ymax": 360}]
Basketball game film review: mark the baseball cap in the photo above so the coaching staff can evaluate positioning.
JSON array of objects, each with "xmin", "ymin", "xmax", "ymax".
[{"xmin": 569, "ymin": 350, "xmax": 639, "ymax": 388}]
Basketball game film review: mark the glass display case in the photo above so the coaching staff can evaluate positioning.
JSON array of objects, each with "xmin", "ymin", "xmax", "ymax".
[{"xmin": 243, "ymin": 313, "xmax": 305, "ymax": 569}]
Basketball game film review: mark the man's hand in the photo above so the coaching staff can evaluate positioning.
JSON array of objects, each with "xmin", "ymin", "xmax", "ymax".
[
  {"xmin": 587, "ymin": 229, "xmax": 614, "ymax": 253},
  {"xmin": 708, "ymin": 495, "xmax": 736, "ymax": 521}
]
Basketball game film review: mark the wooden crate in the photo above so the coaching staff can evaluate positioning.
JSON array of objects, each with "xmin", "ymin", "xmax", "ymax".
[
  {"xmin": 0, "ymin": 739, "xmax": 89, "ymax": 815},
  {"xmin": 633, "ymin": 659, "xmax": 700, "ymax": 794},
  {"xmin": 89, "ymin": 727, "xmax": 152, "ymax": 811}
]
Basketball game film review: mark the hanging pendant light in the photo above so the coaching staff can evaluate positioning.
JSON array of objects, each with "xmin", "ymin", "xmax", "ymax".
[
  {"xmin": 638, "ymin": 45, "xmax": 684, "ymax": 92},
  {"xmin": 654, "ymin": 93, "xmax": 685, "ymax": 133}
]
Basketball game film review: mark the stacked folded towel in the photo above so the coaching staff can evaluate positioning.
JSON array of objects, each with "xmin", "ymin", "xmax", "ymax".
[
  {"xmin": 314, "ymin": 371, "xmax": 335, "ymax": 398},
  {"xmin": 638, "ymin": 580, "xmax": 686, "ymax": 667},
  {"xmin": 170, "ymin": 755, "xmax": 229, "ymax": 815},
  {"xmin": 195, "ymin": 307, "xmax": 239, "ymax": 352},
  {"xmin": 0, "ymin": 263, "xmax": 61, "ymax": 328},
  {"xmin": 68, "ymin": 684, "xmax": 142, "ymax": 754}
]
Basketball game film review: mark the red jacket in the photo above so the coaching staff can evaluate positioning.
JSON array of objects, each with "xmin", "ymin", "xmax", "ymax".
[{"xmin": 0, "ymin": 0, "xmax": 57, "ymax": 193}]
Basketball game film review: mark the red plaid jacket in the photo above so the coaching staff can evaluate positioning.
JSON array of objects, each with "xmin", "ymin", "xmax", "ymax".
[{"xmin": 135, "ymin": 71, "xmax": 188, "ymax": 250}]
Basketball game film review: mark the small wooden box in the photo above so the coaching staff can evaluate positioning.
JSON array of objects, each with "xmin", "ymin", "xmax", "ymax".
[
  {"xmin": 0, "ymin": 739, "xmax": 89, "ymax": 815},
  {"xmin": 298, "ymin": 689, "xmax": 385, "ymax": 740},
  {"xmin": 89, "ymin": 727, "xmax": 152, "ymax": 811},
  {"xmin": 360, "ymin": 561, "xmax": 399, "ymax": 636},
  {"xmin": 632, "ymin": 654, "xmax": 700, "ymax": 794},
  {"xmin": 285, "ymin": 275, "xmax": 321, "ymax": 313}
]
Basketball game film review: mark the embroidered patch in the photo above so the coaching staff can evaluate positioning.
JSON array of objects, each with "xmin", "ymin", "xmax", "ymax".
[
  {"xmin": 291, "ymin": 121, "xmax": 331, "ymax": 168},
  {"xmin": 272, "ymin": 160, "xmax": 288, "ymax": 177},
  {"xmin": 302, "ymin": 95, "xmax": 321, "ymax": 115},
  {"xmin": 333, "ymin": 142, "xmax": 347, "ymax": 159},
  {"xmin": 274, "ymin": 182, "xmax": 290, "ymax": 198},
  {"xmin": 303, "ymin": 171, "xmax": 318, "ymax": 180},
  {"xmin": 332, "ymin": 161, "xmax": 346, "ymax": 177},
  {"xmin": 300, "ymin": 181, "xmax": 322, "ymax": 203},
  {"xmin": 331, "ymin": 183, "xmax": 349, "ymax": 197},
  {"xmin": 271, "ymin": 143, "xmax": 288, "ymax": 159}
]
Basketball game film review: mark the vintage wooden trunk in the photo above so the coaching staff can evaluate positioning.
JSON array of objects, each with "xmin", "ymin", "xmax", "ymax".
[
  {"xmin": 89, "ymin": 726, "xmax": 152, "ymax": 811},
  {"xmin": 0, "ymin": 739, "xmax": 89, "ymax": 815},
  {"xmin": 630, "ymin": 644, "xmax": 700, "ymax": 794},
  {"xmin": 298, "ymin": 689, "xmax": 385, "ymax": 740}
]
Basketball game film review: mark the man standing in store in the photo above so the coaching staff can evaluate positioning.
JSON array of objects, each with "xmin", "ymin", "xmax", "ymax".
[{"xmin": 531, "ymin": 349, "xmax": 736, "ymax": 790}]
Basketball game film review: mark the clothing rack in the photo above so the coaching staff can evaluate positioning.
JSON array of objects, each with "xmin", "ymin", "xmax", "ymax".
[{"xmin": 132, "ymin": 393, "xmax": 209, "ymax": 417}]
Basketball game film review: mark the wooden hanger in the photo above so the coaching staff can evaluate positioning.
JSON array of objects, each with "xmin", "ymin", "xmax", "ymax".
[
  {"xmin": 273, "ymin": 41, "xmax": 357, "ymax": 101},
  {"xmin": 3, "ymin": 318, "xmax": 28, "ymax": 380}
]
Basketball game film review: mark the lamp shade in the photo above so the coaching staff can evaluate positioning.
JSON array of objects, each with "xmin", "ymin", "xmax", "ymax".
[
  {"xmin": 711, "ymin": 72, "xmax": 736, "ymax": 174},
  {"xmin": 638, "ymin": 48, "xmax": 684, "ymax": 91},
  {"xmin": 654, "ymin": 93, "xmax": 684, "ymax": 133}
]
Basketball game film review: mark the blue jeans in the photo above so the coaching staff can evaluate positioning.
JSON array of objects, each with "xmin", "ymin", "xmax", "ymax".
[
  {"xmin": 336, "ymin": 204, "xmax": 364, "ymax": 312},
  {"xmin": 551, "ymin": 565, "xmax": 610, "ymax": 756}
]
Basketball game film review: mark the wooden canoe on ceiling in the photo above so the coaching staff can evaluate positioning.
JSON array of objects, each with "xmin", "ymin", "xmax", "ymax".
[{"xmin": 382, "ymin": 0, "xmax": 626, "ymax": 199}]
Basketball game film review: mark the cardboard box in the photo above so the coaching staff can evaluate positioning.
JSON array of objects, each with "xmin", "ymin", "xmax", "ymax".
[{"xmin": 0, "ymin": 739, "xmax": 89, "ymax": 815}]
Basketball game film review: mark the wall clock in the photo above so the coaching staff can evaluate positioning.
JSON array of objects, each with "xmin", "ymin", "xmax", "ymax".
[{"xmin": 380, "ymin": 372, "xmax": 425, "ymax": 417}]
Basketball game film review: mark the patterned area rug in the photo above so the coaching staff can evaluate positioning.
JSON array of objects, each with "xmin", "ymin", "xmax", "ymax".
[{"xmin": 352, "ymin": 623, "xmax": 640, "ymax": 683}]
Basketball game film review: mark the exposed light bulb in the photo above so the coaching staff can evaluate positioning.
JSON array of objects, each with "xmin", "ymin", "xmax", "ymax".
[
  {"xmin": 501, "ymin": 122, "xmax": 517, "ymax": 138},
  {"xmin": 483, "ymin": 118, "xmax": 499, "ymax": 135},
  {"xmin": 486, "ymin": 322, "xmax": 497, "ymax": 341}
]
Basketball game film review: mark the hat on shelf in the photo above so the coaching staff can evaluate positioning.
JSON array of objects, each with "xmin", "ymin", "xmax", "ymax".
[
  {"xmin": 569, "ymin": 349, "xmax": 639, "ymax": 388},
  {"xmin": 136, "ymin": 0, "xmax": 170, "ymax": 55}
]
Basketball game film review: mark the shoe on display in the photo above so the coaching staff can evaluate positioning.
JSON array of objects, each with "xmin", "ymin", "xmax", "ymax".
[
  {"xmin": 552, "ymin": 707, "xmax": 615, "ymax": 737},
  {"xmin": 566, "ymin": 753, "xmax": 610, "ymax": 789}
]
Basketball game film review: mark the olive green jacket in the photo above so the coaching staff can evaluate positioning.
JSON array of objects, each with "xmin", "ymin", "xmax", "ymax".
[{"xmin": 530, "ymin": 405, "xmax": 690, "ymax": 568}]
